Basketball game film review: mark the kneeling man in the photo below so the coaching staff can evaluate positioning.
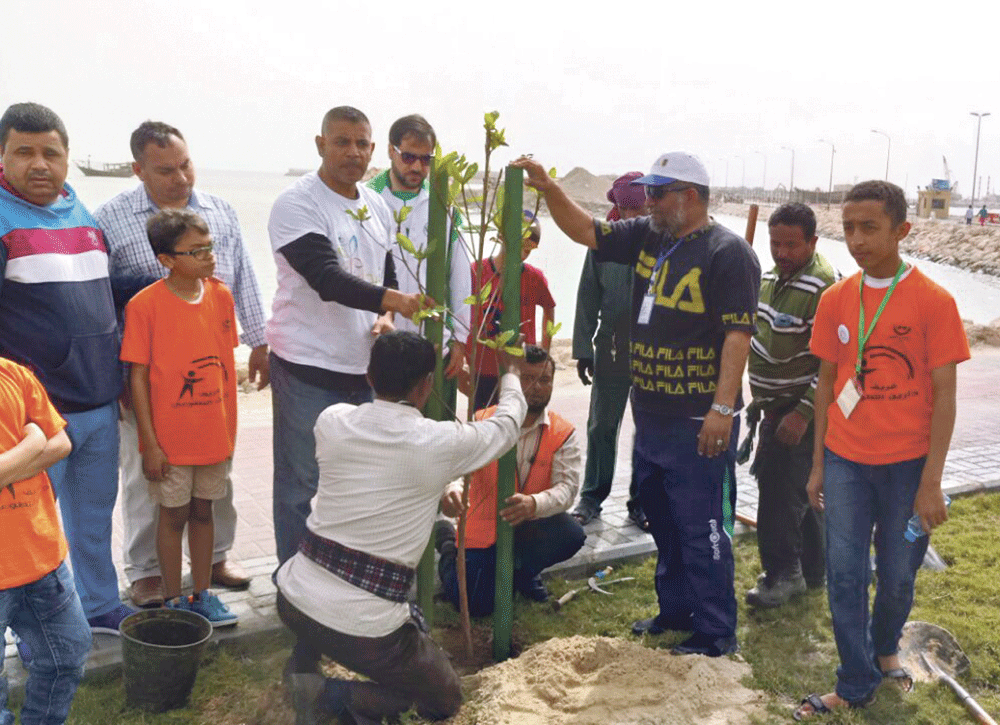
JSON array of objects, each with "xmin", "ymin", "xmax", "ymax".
[
  {"xmin": 276, "ymin": 331, "xmax": 527, "ymax": 724},
  {"xmin": 438, "ymin": 345, "xmax": 585, "ymax": 616}
]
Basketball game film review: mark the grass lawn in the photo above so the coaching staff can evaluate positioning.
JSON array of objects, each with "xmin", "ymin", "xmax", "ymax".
[{"xmin": 33, "ymin": 491, "xmax": 999, "ymax": 724}]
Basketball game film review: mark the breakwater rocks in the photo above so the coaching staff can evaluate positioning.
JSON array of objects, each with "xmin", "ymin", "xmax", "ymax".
[
  {"xmin": 712, "ymin": 202, "xmax": 1000, "ymax": 347},
  {"xmin": 713, "ymin": 202, "xmax": 1000, "ymax": 276}
]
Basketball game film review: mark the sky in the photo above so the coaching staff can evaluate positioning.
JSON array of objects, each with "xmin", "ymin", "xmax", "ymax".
[{"xmin": 3, "ymin": 0, "xmax": 997, "ymax": 199}]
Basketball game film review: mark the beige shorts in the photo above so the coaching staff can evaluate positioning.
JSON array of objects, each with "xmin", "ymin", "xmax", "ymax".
[{"xmin": 149, "ymin": 459, "xmax": 231, "ymax": 508}]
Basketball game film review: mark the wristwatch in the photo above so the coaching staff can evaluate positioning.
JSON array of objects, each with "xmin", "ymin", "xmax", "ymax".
[{"xmin": 710, "ymin": 403, "xmax": 735, "ymax": 417}]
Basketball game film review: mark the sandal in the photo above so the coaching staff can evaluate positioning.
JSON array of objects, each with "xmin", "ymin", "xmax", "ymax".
[
  {"xmin": 792, "ymin": 694, "xmax": 829, "ymax": 721},
  {"xmin": 881, "ymin": 667, "xmax": 914, "ymax": 693},
  {"xmin": 627, "ymin": 507, "xmax": 651, "ymax": 532},
  {"xmin": 571, "ymin": 505, "xmax": 599, "ymax": 525},
  {"xmin": 792, "ymin": 690, "xmax": 876, "ymax": 720}
]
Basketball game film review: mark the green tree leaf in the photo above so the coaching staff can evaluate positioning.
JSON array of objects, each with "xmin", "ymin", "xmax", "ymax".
[
  {"xmin": 396, "ymin": 233, "xmax": 417, "ymax": 256},
  {"xmin": 502, "ymin": 345, "xmax": 525, "ymax": 357},
  {"xmin": 545, "ymin": 320, "xmax": 562, "ymax": 338}
]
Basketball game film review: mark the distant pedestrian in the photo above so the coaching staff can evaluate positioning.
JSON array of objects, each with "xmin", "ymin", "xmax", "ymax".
[
  {"xmin": 120, "ymin": 209, "xmax": 239, "ymax": 627},
  {"xmin": 978, "ymin": 204, "xmax": 988, "ymax": 225},
  {"xmin": 965, "ymin": 205, "xmax": 973, "ymax": 225}
]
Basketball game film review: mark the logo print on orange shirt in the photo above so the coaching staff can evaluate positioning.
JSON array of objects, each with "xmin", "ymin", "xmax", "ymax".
[
  {"xmin": 858, "ymin": 345, "xmax": 914, "ymax": 392},
  {"xmin": 177, "ymin": 356, "xmax": 228, "ymax": 402}
]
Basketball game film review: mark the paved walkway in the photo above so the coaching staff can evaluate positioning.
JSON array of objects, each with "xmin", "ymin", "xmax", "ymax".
[{"xmin": 6, "ymin": 347, "xmax": 999, "ymax": 682}]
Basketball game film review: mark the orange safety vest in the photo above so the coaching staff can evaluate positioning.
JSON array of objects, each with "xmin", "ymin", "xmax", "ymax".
[{"xmin": 463, "ymin": 407, "xmax": 575, "ymax": 550}]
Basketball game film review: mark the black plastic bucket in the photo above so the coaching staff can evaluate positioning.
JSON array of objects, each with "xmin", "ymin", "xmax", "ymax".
[{"xmin": 120, "ymin": 608, "xmax": 213, "ymax": 712}]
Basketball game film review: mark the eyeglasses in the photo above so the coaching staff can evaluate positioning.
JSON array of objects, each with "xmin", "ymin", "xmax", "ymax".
[
  {"xmin": 392, "ymin": 145, "xmax": 433, "ymax": 166},
  {"xmin": 168, "ymin": 243, "xmax": 214, "ymax": 260},
  {"xmin": 644, "ymin": 185, "xmax": 693, "ymax": 201}
]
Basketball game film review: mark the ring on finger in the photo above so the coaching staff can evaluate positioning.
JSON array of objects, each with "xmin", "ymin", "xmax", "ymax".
[{"xmin": 715, "ymin": 438, "xmax": 725, "ymax": 446}]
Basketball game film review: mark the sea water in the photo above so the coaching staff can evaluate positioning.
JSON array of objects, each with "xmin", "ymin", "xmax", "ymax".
[{"xmin": 68, "ymin": 169, "xmax": 1000, "ymax": 367}]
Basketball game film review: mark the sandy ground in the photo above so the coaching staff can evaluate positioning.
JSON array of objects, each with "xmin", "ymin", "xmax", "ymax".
[{"xmin": 449, "ymin": 636, "xmax": 765, "ymax": 725}]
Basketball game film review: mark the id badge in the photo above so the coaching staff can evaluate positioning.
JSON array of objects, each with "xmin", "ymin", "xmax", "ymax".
[
  {"xmin": 637, "ymin": 294, "xmax": 654, "ymax": 325},
  {"xmin": 836, "ymin": 377, "xmax": 863, "ymax": 418}
]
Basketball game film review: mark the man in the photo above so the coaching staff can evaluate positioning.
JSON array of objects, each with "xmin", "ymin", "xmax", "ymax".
[
  {"xmin": 740, "ymin": 203, "xmax": 837, "ymax": 608},
  {"xmin": 437, "ymin": 344, "xmax": 584, "ymax": 615},
  {"xmin": 965, "ymin": 204, "xmax": 974, "ymax": 225},
  {"xmin": 572, "ymin": 172, "xmax": 646, "ymax": 530},
  {"xmin": 95, "ymin": 121, "xmax": 268, "ymax": 606},
  {"xmin": 276, "ymin": 331, "xmax": 526, "ymax": 724},
  {"xmin": 366, "ymin": 114, "xmax": 471, "ymax": 401},
  {"xmin": 0, "ymin": 102, "xmax": 132, "ymax": 633},
  {"xmin": 267, "ymin": 106, "xmax": 425, "ymax": 565},
  {"xmin": 513, "ymin": 152, "xmax": 760, "ymax": 657}
]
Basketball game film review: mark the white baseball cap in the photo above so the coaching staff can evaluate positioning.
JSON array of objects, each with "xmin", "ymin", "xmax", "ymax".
[{"xmin": 632, "ymin": 152, "xmax": 710, "ymax": 187}]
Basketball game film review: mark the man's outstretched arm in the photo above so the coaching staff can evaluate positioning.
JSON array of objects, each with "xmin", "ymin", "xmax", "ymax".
[{"xmin": 511, "ymin": 157, "xmax": 597, "ymax": 249}]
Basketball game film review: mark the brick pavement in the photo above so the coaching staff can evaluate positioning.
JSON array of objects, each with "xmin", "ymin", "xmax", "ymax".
[{"xmin": 6, "ymin": 346, "xmax": 999, "ymax": 682}]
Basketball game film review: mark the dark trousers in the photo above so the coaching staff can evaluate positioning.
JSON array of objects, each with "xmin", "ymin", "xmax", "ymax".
[
  {"xmin": 439, "ymin": 513, "xmax": 586, "ymax": 617},
  {"xmin": 634, "ymin": 413, "xmax": 739, "ymax": 639},
  {"xmin": 578, "ymin": 364, "xmax": 639, "ymax": 512},
  {"xmin": 472, "ymin": 374, "xmax": 498, "ymax": 412},
  {"xmin": 277, "ymin": 592, "xmax": 461, "ymax": 724},
  {"xmin": 752, "ymin": 411, "xmax": 825, "ymax": 585}
]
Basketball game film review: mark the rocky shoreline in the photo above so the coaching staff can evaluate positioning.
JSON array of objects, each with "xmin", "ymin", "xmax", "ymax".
[
  {"xmin": 711, "ymin": 201, "xmax": 1000, "ymax": 277},
  {"xmin": 710, "ymin": 202, "xmax": 1000, "ymax": 347}
]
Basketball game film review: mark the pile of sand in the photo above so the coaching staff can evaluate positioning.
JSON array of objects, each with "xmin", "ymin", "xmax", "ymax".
[{"xmin": 450, "ymin": 636, "xmax": 765, "ymax": 725}]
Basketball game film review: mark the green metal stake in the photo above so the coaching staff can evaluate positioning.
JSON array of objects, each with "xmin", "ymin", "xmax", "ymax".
[
  {"xmin": 415, "ymin": 159, "xmax": 450, "ymax": 628},
  {"xmin": 493, "ymin": 166, "xmax": 523, "ymax": 662}
]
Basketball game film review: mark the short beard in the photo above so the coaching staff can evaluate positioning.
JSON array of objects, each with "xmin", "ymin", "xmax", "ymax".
[{"xmin": 390, "ymin": 163, "xmax": 423, "ymax": 192}]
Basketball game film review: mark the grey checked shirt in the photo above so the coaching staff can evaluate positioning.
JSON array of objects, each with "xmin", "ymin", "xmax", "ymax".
[{"xmin": 95, "ymin": 185, "xmax": 267, "ymax": 348}]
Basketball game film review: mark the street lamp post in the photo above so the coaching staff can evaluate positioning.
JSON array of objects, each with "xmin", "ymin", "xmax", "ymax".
[
  {"xmin": 871, "ymin": 129, "xmax": 890, "ymax": 181},
  {"xmin": 755, "ymin": 150, "xmax": 767, "ymax": 201},
  {"xmin": 818, "ymin": 139, "xmax": 836, "ymax": 210},
  {"xmin": 780, "ymin": 145, "xmax": 795, "ymax": 202},
  {"xmin": 970, "ymin": 111, "xmax": 990, "ymax": 209},
  {"xmin": 733, "ymin": 154, "xmax": 745, "ymax": 198}
]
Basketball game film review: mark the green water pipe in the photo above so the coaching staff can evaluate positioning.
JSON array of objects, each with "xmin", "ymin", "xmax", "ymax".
[
  {"xmin": 415, "ymin": 160, "xmax": 450, "ymax": 627},
  {"xmin": 493, "ymin": 166, "xmax": 523, "ymax": 661}
]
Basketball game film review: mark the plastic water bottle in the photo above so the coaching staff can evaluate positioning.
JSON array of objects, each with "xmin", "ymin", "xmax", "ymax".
[{"xmin": 904, "ymin": 495, "xmax": 951, "ymax": 542}]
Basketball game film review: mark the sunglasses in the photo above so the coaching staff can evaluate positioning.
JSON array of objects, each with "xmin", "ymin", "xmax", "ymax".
[
  {"xmin": 392, "ymin": 145, "xmax": 433, "ymax": 166},
  {"xmin": 168, "ymin": 243, "xmax": 214, "ymax": 261},
  {"xmin": 644, "ymin": 184, "xmax": 693, "ymax": 201}
]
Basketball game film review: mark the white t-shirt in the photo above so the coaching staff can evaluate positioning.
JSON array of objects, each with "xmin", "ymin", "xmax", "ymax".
[
  {"xmin": 277, "ymin": 374, "xmax": 526, "ymax": 637},
  {"xmin": 266, "ymin": 173, "xmax": 393, "ymax": 373},
  {"xmin": 371, "ymin": 182, "xmax": 472, "ymax": 344}
]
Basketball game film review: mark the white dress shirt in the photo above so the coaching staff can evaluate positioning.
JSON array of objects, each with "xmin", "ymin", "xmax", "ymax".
[{"xmin": 277, "ymin": 373, "xmax": 526, "ymax": 637}]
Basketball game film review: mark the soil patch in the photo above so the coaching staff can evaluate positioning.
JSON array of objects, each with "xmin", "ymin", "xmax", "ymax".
[{"xmin": 449, "ymin": 635, "xmax": 765, "ymax": 725}]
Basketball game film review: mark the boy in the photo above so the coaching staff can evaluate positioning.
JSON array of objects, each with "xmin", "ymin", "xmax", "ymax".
[
  {"xmin": 1, "ymin": 357, "xmax": 90, "ymax": 725},
  {"xmin": 120, "ymin": 209, "xmax": 239, "ymax": 627},
  {"xmin": 467, "ymin": 211, "xmax": 556, "ymax": 410},
  {"xmin": 794, "ymin": 181, "xmax": 969, "ymax": 719}
]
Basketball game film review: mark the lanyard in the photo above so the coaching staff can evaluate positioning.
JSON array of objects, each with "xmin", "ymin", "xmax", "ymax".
[
  {"xmin": 856, "ymin": 261, "xmax": 906, "ymax": 375},
  {"xmin": 645, "ymin": 237, "xmax": 686, "ymax": 294}
]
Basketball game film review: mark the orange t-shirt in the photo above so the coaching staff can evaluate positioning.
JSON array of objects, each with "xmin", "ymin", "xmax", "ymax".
[
  {"xmin": 121, "ymin": 278, "xmax": 239, "ymax": 465},
  {"xmin": 0, "ymin": 358, "xmax": 68, "ymax": 588},
  {"xmin": 810, "ymin": 267, "xmax": 970, "ymax": 464}
]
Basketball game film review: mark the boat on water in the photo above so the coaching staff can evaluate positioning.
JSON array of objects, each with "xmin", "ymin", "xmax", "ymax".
[{"xmin": 75, "ymin": 159, "xmax": 134, "ymax": 178}]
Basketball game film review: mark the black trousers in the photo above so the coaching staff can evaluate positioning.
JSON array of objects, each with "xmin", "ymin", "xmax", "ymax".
[
  {"xmin": 752, "ymin": 410, "xmax": 825, "ymax": 585},
  {"xmin": 277, "ymin": 591, "xmax": 462, "ymax": 724}
]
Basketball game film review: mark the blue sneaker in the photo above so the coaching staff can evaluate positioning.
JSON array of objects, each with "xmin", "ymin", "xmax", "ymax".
[
  {"xmin": 189, "ymin": 590, "xmax": 238, "ymax": 628},
  {"xmin": 88, "ymin": 603, "xmax": 137, "ymax": 636},
  {"xmin": 164, "ymin": 595, "xmax": 193, "ymax": 611}
]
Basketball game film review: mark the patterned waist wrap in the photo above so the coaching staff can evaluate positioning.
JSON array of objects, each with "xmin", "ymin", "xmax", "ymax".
[{"xmin": 298, "ymin": 529, "xmax": 415, "ymax": 603}]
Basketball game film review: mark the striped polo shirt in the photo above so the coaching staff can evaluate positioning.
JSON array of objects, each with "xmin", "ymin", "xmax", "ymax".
[{"xmin": 748, "ymin": 253, "xmax": 839, "ymax": 419}]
